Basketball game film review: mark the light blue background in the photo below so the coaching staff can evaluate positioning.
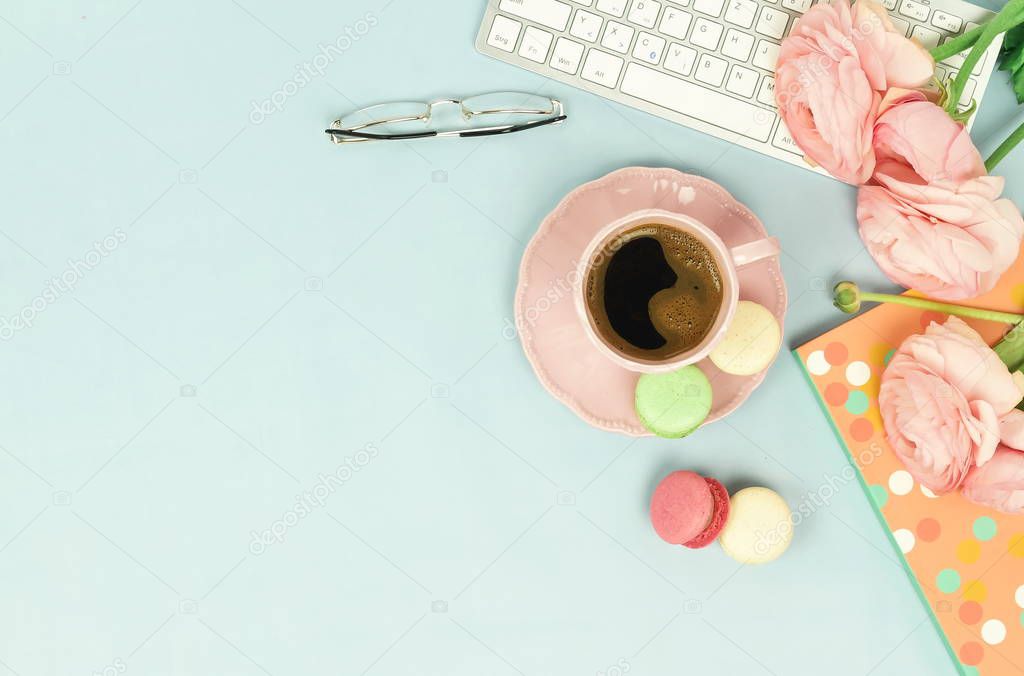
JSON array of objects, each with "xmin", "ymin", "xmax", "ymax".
[{"xmin": 1, "ymin": 0, "xmax": 1022, "ymax": 674}]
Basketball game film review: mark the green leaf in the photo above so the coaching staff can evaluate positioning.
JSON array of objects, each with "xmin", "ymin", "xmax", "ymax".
[
  {"xmin": 994, "ymin": 320, "xmax": 1024, "ymax": 372},
  {"xmin": 1004, "ymin": 24, "xmax": 1024, "ymax": 52},
  {"xmin": 1001, "ymin": 25, "xmax": 1024, "ymax": 104},
  {"xmin": 1004, "ymin": 45, "xmax": 1024, "ymax": 73},
  {"xmin": 1008, "ymin": 73, "xmax": 1024, "ymax": 104}
]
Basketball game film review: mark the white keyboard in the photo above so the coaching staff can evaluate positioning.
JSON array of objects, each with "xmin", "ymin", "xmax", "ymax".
[{"xmin": 476, "ymin": 0, "xmax": 1003, "ymax": 176}]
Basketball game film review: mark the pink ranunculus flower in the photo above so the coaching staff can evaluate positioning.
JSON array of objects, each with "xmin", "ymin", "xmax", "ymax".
[
  {"xmin": 858, "ymin": 90, "xmax": 1024, "ymax": 300},
  {"xmin": 879, "ymin": 316, "xmax": 1024, "ymax": 493},
  {"xmin": 962, "ymin": 446, "xmax": 1024, "ymax": 514},
  {"xmin": 775, "ymin": 0, "xmax": 933, "ymax": 184}
]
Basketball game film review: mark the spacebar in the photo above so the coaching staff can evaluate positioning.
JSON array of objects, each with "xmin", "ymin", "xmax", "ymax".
[{"xmin": 620, "ymin": 63, "xmax": 773, "ymax": 143}]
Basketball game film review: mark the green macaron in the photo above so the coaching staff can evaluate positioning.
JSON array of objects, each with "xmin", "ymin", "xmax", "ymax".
[{"xmin": 635, "ymin": 366, "xmax": 713, "ymax": 438}]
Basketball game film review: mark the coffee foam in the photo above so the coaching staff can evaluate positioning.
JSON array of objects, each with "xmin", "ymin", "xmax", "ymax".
[{"xmin": 585, "ymin": 224, "xmax": 723, "ymax": 361}]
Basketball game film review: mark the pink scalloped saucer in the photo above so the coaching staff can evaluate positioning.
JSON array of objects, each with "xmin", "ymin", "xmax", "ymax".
[{"xmin": 515, "ymin": 167, "xmax": 788, "ymax": 436}]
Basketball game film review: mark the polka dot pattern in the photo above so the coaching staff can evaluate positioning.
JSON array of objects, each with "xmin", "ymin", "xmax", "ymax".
[
  {"xmin": 981, "ymin": 619, "xmax": 1006, "ymax": 645},
  {"xmin": 869, "ymin": 484, "xmax": 888, "ymax": 509},
  {"xmin": 1012, "ymin": 283, "xmax": 1024, "ymax": 307},
  {"xmin": 1009, "ymin": 534, "xmax": 1024, "ymax": 558},
  {"xmin": 807, "ymin": 350, "xmax": 830, "ymax": 375},
  {"xmin": 800, "ymin": 331, "xmax": 1024, "ymax": 671},
  {"xmin": 957, "ymin": 540, "xmax": 981, "ymax": 565},
  {"xmin": 868, "ymin": 343, "xmax": 892, "ymax": 366},
  {"xmin": 845, "ymin": 390, "xmax": 869, "ymax": 415},
  {"xmin": 959, "ymin": 601, "xmax": 982, "ymax": 625},
  {"xmin": 937, "ymin": 568, "xmax": 961, "ymax": 594},
  {"xmin": 963, "ymin": 580, "xmax": 987, "ymax": 603},
  {"xmin": 973, "ymin": 516, "xmax": 997, "ymax": 542},
  {"xmin": 959, "ymin": 641, "xmax": 983, "ymax": 666},
  {"xmin": 917, "ymin": 518, "xmax": 941, "ymax": 542},
  {"xmin": 888, "ymin": 470, "xmax": 913, "ymax": 496},
  {"xmin": 824, "ymin": 382, "xmax": 847, "ymax": 407},
  {"xmin": 850, "ymin": 418, "xmax": 874, "ymax": 442},
  {"xmin": 846, "ymin": 361, "xmax": 871, "ymax": 386},
  {"xmin": 893, "ymin": 528, "xmax": 915, "ymax": 554},
  {"xmin": 825, "ymin": 342, "xmax": 848, "ymax": 365}
]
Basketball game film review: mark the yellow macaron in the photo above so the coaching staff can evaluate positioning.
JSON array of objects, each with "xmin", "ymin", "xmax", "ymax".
[
  {"xmin": 710, "ymin": 301, "xmax": 782, "ymax": 376},
  {"xmin": 719, "ymin": 487, "xmax": 793, "ymax": 564}
]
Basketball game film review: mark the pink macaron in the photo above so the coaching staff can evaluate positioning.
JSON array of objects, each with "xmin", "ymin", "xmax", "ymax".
[{"xmin": 650, "ymin": 471, "xmax": 730, "ymax": 549}]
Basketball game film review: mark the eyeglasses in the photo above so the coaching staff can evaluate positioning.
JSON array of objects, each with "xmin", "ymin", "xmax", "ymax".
[{"xmin": 325, "ymin": 92, "xmax": 566, "ymax": 144}]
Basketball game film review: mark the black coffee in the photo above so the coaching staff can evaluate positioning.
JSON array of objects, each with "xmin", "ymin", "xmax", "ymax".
[{"xmin": 585, "ymin": 224, "xmax": 723, "ymax": 361}]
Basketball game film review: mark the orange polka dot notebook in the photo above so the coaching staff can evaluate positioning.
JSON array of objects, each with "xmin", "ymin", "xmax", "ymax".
[{"xmin": 794, "ymin": 277, "xmax": 1024, "ymax": 676}]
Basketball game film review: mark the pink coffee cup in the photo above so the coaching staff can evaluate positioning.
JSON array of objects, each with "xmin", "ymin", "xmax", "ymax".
[{"xmin": 573, "ymin": 209, "xmax": 780, "ymax": 374}]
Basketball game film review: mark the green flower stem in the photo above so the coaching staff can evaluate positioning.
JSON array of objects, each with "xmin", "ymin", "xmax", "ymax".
[
  {"xmin": 857, "ymin": 291, "xmax": 1024, "ymax": 324},
  {"xmin": 986, "ymin": 118, "xmax": 1024, "ymax": 171},
  {"xmin": 946, "ymin": 0, "xmax": 1024, "ymax": 115},
  {"xmin": 930, "ymin": 24, "xmax": 987, "ymax": 62}
]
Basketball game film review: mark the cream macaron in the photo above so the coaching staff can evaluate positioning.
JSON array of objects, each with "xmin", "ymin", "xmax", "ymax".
[
  {"xmin": 719, "ymin": 487, "xmax": 793, "ymax": 564},
  {"xmin": 709, "ymin": 301, "xmax": 781, "ymax": 376}
]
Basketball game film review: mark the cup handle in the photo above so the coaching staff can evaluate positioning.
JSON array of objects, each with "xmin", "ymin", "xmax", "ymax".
[{"xmin": 729, "ymin": 237, "xmax": 780, "ymax": 268}]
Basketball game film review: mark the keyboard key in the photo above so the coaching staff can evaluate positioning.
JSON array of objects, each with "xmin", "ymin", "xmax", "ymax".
[
  {"xmin": 959, "ymin": 78, "xmax": 977, "ymax": 106},
  {"xmin": 582, "ymin": 48, "xmax": 624, "ymax": 86},
  {"xmin": 487, "ymin": 15, "xmax": 522, "ymax": 52},
  {"xmin": 781, "ymin": 0, "xmax": 812, "ymax": 12},
  {"xmin": 889, "ymin": 15, "xmax": 910, "ymax": 35},
  {"xmin": 722, "ymin": 28, "xmax": 754, "ymax": 61},
  {"xmin": 898, "ymin": 0, "xmax": 928, "ymax": 21},
  {"xmin": 931, "ymin": 10, "xmax": 962, "ymax": 32},
  {"xmin": 724, "ymin": 0, "xmax": 758, "ymax": 28},
  {"xmin": 519, "ymin": 26, "xmax": 554, "ymax": 62},
  {"xmin": 620, "ymin": 63, "xmax": 774, "ymax": 141},
  {"xmin": 570, "ymin": 9, "xmax": 604, "ymax": 41},
  {"xmin": 772, "ymin": 120, "xmax": 802, "ymax": 155},
  {"xmin": 628, "ymin": 0, "xmax": 662, "ymax": 27},
  {"xmin": 499, "ymin": 0, "xmax": 573, "ymax": 31},
  {"xmin": 726, "ymin": 64, "xmax": 758, "ymax": 96},
  {"xmin": 691, "ymin": 17, "xmax": 724, "ymax": 49},
  {"xmin": 695, "ymin": 53, "xmax": 728, "ymax": 85},
  {"xmin": 550, "ymin": 36, "xmax": 585, "ymax": 73},
  {"xmin": 756, "ymin": 75, "xmax": 776, "ymax": 106},
  {"xmin": 882, "ymin": 0, "xmax": 897, "ymax": 10},
  {"xmin": 596, "ymin": 0, "xmax": 627, "ymax": 16},
  {"xmin": 633, "ymin": 31, "xmax": 667, "ymax": 63},
  {"xmin": 601, "ymin": 20, "xmax": 635, "ymax": 52},
  {"xmin": 755, "ymin": 7, "xmax": 788, "ymax": 38},
  {"xmin": 942, "ymin": 39, "xmax": 984, "ymax": 75},
  {"xmin": 571, "ymin": 0, "xmax": 594, "ymax": 4},
  {"xmin": 752, "ymin": 39, "xmax": 779, "ymax": 70},
  {"xmin": 693, "ymin": 0, "xmax": 725, "ymax": 17},
  {"xmin": 910, "ymin": 25, "xmax": 940, "ymax": 49},
  {"xmin": 659, "ymin": 7, "xmax": 693, "ymax": 39},
  {"xmin": 665, "ymin": 42, "xmax": 697, "ymax": 75}
]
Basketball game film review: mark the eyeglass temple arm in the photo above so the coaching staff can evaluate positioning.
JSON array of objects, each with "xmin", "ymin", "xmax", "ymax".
[
  {"xmin": 457, "ymin": 115, "xmax": 567, "ymax": 138},
  {"xmin": 324, "ymin": 128, "xmax": 439, "ymax": 140}
]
